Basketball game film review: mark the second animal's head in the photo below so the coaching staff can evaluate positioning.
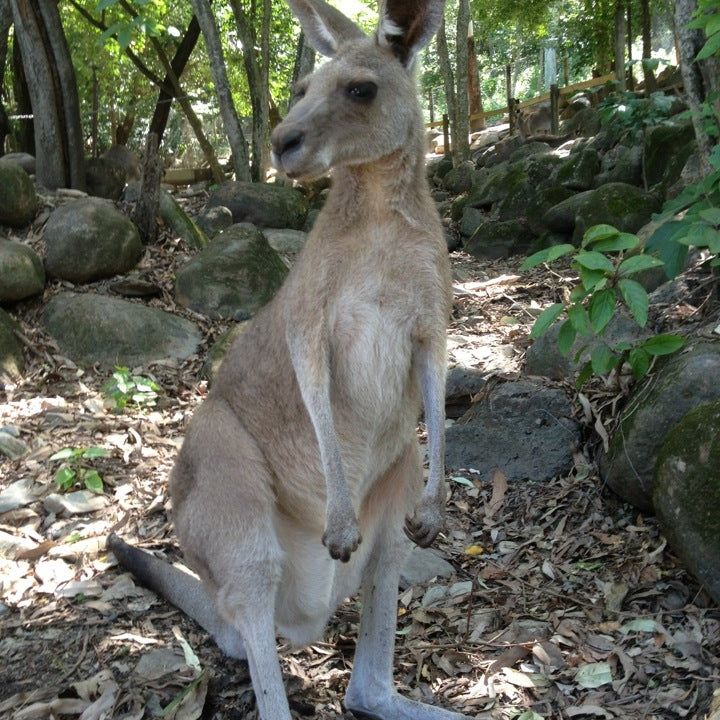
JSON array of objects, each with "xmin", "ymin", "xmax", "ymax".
[{"xmin": 271, "ymin": 0, "xmax": 445, "ymax": 179}]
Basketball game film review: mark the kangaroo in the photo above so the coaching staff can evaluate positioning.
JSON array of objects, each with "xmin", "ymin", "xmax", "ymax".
[{"xmin": 108, "ymin": 0, "xmax": 469, "ymax": 718}]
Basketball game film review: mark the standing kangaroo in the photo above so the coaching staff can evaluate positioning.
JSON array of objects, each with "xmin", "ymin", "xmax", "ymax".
[{"xmin": 108, "ymin": 0, "xmax": 469, "ymax": 718}]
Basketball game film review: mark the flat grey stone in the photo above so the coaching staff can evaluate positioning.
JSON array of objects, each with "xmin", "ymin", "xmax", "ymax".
[{"xmin": 400, "ymin": 546, "xmax": 454, "ymax": 588}]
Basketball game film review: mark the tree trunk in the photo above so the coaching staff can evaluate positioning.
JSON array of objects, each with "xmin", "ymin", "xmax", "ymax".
[
  {"xmin": 190, "ymin": 0, "xmax": 251, "ymax": 181},
  {"xmin": 436, "ymin": 16, "xmax": 456, "ymax": 159},
  {"xmin": 454, "ymin": 0, "xmax": 470, "ymax": 164},
  {"xmin": 614, "ymin": 0, "xmax": 626, "ymax": 91},
  {"xmin": 0, "ymin": 0, "xmax": 11, "ymax": 153},
  {"xmin": 626, "ymin": 0, "xmax": 634, "ymax": 90},
  {"xmin": 640, "ymin": 0, "xmax": 656, "ymax": 93},
  {"xmin": 467, "ymin": 20, "xmax": 484, "ymax": 132},
  {"xmin": 229, "ymin": 0, "xmax": 270, "ymax": 181},
  {"xmin": 148, "ymin": 16, "xmax": 200, "ymax": 143},
  {"xmin": 12, "ymin": 36, "xmax": 33, "ymax": 154},
  {"xmin": 291, "ymin": 32, "xmax": 315, "ymax": 93},
  {"xmin": 675, "ymin": 0, "xmax": 718, "ymax": 174},
  {"xmin": 133, "ymin": 132, "xmax": 162, "ymax": 244},
  {"xmin": 10, "ymin": 0, "xmax": 84, "ymax": 189}
]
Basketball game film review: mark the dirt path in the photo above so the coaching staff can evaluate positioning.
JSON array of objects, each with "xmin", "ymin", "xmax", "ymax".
[{"xmin": 1, "ymin": 239, "xmax": 718, "ymax": 720}]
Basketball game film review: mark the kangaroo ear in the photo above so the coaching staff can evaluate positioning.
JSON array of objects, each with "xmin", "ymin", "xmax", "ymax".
[
  {"xmin": 376, "ymin": 0, "xmax": 446, "ymax": 67},
  {"xmin": 286, "ymin": 0, "xmax": 366, "ymax": 57}
]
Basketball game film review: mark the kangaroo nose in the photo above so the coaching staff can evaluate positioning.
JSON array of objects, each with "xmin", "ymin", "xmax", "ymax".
[{"xmin": 272, "ymin": 129, "xmax": 305, "ymax": 158}]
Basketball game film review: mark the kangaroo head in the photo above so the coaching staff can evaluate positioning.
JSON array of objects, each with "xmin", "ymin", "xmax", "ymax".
[{"xmin": 271, "ymin": 0, "xmax": 445, "ymax": 179}]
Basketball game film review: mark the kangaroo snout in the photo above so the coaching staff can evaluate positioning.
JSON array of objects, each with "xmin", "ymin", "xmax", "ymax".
[{"xmin": 271, "ymin": 125, "xmax": 307, "ymax": 175}]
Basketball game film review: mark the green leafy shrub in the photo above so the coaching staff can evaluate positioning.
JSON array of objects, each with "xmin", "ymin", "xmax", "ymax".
[
  {"xmin": 102, "ymin": 366, "xmax": 161, "ymax": 410},
  {"xmin": 50, "ymin": 446, "xmax": 108, "ymax": 494},
  {"xmin": 598, "ymin": 91, "xmax": 678, "ymax": 138},
  {"xmin": 522, "ymin": 225, "xmax": 684, "ymax": 385}
]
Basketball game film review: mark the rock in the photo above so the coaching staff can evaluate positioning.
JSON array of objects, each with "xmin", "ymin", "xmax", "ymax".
[
  {"xmin": 464, "ymin": 219, "xmax": 536, "ymax": 260},
  {"xmin": 594, "ymin": 145, "xmax": 643, "ymax": 188},
  {"xmin": 0, "ymin": 308, "xmax": 24, "ymax": 380},
  {"xmin": 560, "ymin": 107, "xmax": 601, "ymax": 137},
  {"xmin": 543, "ymin": 183, "xmax": 660, "ymax": 244},
  {"xmin": 476, "ymin": 135, "xmax": 522, "ymax": 168},
  {"xmin": 44, "ymin": 490, "xmax": 109, "ymax": 516},
  {"xmin": 400, "ymin": 546, "xmax": 454, "ymax": 589},
  {"xmin": 459, "ymin": 207, "xmax": 484, "ymax": 238},
  {"xmin": 44, "ymin": 198, "xmax": 143, "ymax": 283},
  {"xmin": 0, "ymin": 162, "xmax": 38, "ymax": 227},
  {"xmin": 0, "ymin": 152, "xmax": 36, "ymax": 175},
  {"xmin": 0, "ymin": 240, "xmax": 45, "ymax": 302},
  {"xmin": 304, "ymin": 208, "xmax": 320, "ymax": 232},
  {"xmin": 654, "ymin": 401, "xmax": 720, "ymax": 604},
  {"xmin": 445, "ymin": 380, "xmax": 580, "ymax": 481},
  {"xmin": 427, "ymin": 155, "xmax": 453, "ymax": 183},
  {"xmin": 0, "ymin": 478, "xmax": 36, "ymax": 514},
  {"xmin": 42, "ymin": 292, "xmax": 202, "ymax": 367},
  {"xmin": 0, "ymin": 430, "xmax": 29, "ymax": 460},
  {"xmin": 445, "ymin": 365, "xmax": 486, "ymax": 419},
  {"xmin": 508, "ymin": 141, "xmax": 551, "ymax": 163},
  {"xmin": 525, "ymin": 311, "xmax": 649, "ymax": 380},
  {"xmin": 444, "ymin": 227, "xmax": 461, "ymax": 252},
  {"xmin": 175, "ymin": 225, "xmax": 288, "ymax": 320},
  {"xmin": 159, "ymin": 190, "xmax": 208, "ymax": 249},
  {"xmin": 553, "ymin": 148, "xmax": 601, "ymax": 191},
  {"xmin": 442, "ymin": 161, "xmax": 477, "ymax": 194},
  {"xmin": 207, "ymin": 181, "xmax": 308, "ymax": 229},
  {"xmin": 102, "ymin": 145, "xmax": 140, "ymax": 182},
  {"xmin": 601, "ymin": 340, "xmax": 720, "ymax": 511},
  {"xmin": 85, "ymin": 157, "xmax": 126, "ymax": 200},
  {"xmin": 643, "ymin": 121, "xmax": 696, "ymax": 190},
  {"xmin": 108, "ymin": 277, "xmax": 163, "ymax": 298},
  {"xmin": 465, "ymin": 163, "xmax": 512, "ymax": 209},
  {"xmin": 263, "ymin": 228, "xmax": 307, "ymax": 255},
  {"xmin": 197, "ymin": 205, "xmax": 234, "ymax": 238}
]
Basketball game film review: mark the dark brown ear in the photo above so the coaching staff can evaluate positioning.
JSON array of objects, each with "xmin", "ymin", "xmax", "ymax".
[
  {"xmin": 286, "ymin": 0, "xmax": 366, "ymax": 57},
  {"xmin": 376, "ymin": 0, "xmax": 446, "ymax": 67}
]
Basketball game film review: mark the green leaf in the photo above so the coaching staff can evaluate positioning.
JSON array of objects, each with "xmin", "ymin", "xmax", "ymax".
[
  {"xmin": 82, "ymin": 470, "xmax": 104, "ymax": 494},
  {"xmin": 520, "ymin": 244, "xmax": 575, "ymax": 270},
  {"xmin": 579, "ymin": 267, "xmax": 607, "ymax": 291},
  {"xmin": 574, "ymin": 251, "xmax": 615, "ymax": 272},
  {"xmin": 588, "ymin": 289, "xmax": 616, "ymax": 333},
  {"xmin": 590, "ymin": 233, "xmax": 641, "ymax": 253},
  {"xmin": 576, "ymin": 361, "xmax": 593, "ymax": 387},
  {"xmin": 645, "ymin": 221, "xmax": 689, "ymax": 279},
  {"xmin": 582, "ymin": 224, "xmax": 619, "ymax": 247},
  {"xmin": 530, "ymin": 303, "xmax": 564, "ymax": 339},
  {"xmin": 591, "ymin": 344, "xmax": 618, "ymax": 375},
  {"xmin": 628, "ymin": 347, "xmax": 651, "ymax": 379},
  {"xmin": 618, "ymin": 279, "xmax": 649, "ymax": 327},
  {"xmin": 557, "ymin": 320, "xmax": 577, "ymax": 356},
  {"xmin": 50, "ymin": 447, "xmax": 76, "ymax": 461},
  {"xmin": 55, "ymin": 466, "xmax": 77, "ymax": 491},
  {"xmin": 575, "ymin": 661, "xmax": 613, "ymax": 688},
  {"xmin": 620, "ymin": 618, "xmax": 659, "ymax": 634},
  {"xmin": 568, "ymin": 303, "xmax": 592, "ymax": 336},
  {"xmin": 700, "ymin": 208, "xmax": 720, "ymax": 226},
  {"xmin": 642, "ymin": 334, "xmax": 685, "ymax": 356},
  {"xmin": 618, "ymin": 254, "xmax": 665, "ymax": 275},
  {"xmin": 697, "ymin": 30, "xmax": 720, "ymax": 61},
  {"xmin": 82, "ymin": 447, "xmax": 108, "ymax": 459}
]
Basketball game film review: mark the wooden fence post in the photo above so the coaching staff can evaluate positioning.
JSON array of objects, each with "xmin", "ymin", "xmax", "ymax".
[
  {"xmin": 428, "ymin": 89, "xmax": 435, "ymax": 124},
  {"xmin": 550, "ymin": 83, "xmax": 560, "ymax": 135},
  {"xmin": 442, "ymin": 113, "xmax": 450, "ymax": 157}
]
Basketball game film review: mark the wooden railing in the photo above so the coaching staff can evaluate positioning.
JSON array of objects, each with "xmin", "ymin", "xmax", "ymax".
[{"xmin": 426, "ymin": 72, "xmax": 616, "ymax": 130}]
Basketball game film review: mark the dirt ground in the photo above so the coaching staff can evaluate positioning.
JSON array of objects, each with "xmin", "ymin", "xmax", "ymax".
[{"xmin": 1, "ymin": 204, "xmax": 719, "ymax": 720}]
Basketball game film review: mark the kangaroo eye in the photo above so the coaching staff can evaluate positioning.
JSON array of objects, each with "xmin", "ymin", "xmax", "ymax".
[{"xmin": 346, "ymin": 82, "xmax": 378, "ymax": 103}]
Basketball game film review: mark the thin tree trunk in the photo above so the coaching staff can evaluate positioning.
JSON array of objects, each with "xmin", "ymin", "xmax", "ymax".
[
  {"xmin": 467, "ymin": 20, "xmax": 484, "ymax": 131},
  {"xmin": 675, "ymin": 0, "xmax": 717, "ymax": 174},
  {"xmin": 626, "ymin": 0, "xmax": 634, "ymax": 90},
  {"xmin": 132, "ymin": 132, "xmax": 162, "ymax": 243},
  {"xmin": 436, "ymin": 16, "xmax": 456, "ymax": 158},
  {"xmin": 0, "ymin": 0, "xmax": 11, "ymax": 153},
  {"xmin": 640, "ymin": 0, "xmax": 656, "ymax": 93},
  {"xmin": 290, "ymin": 31, "xmax": 315, "ymax": 107},
  {"xmin": 614, "ymin": 0, "xmax": 626, "ymax": 91},
  {"xmin": 10, "ymin": 0, "xmax": 84, "ymax": 188},
  {"xmin": 189, "ymin": 0, "xmax": 251, "ymax": 181},
  {"xmin": 454, "ymin": 0, "xmax": 470, "ymax": 163}
]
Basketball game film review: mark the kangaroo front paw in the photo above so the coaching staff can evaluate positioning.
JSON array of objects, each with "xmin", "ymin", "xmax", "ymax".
[
  {"xmin": 404, "ymin": 498, "xmax": 445, "ymax": 548},
  {"xmin": 322, "ymin": 517, "xmax": 362, "ymax": 562}
]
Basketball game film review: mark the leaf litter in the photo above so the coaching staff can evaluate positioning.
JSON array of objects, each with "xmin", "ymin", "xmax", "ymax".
[{"xmin": 0, "ymin": 223, "xmax": 719, "ymax": 719}]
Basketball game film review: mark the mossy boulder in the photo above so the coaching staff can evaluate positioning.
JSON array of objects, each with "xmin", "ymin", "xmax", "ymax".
[
  {"xmin": 0, "ymin": 308, "xmax": 24, "ymax": 379},
  {"xmin": 42, "ymin": 292, "xmax": 202, "ymax": 367},
  {"xmin": 560, "ymin": 107, "xmax": 601, "ymax": 137},
  {"xmin": 0, "ymin": 240, "xmax": 45, "ymax": 302},
  {"xmin": 44, "ymin": 198, "xmax": 143, "ymax": 283},
  {"xmin": 553, "ymin": 148, "xmax": 601, "ymax": 191},
  {"xmin": 201, "ymin": 322, "xmax": 249, "ymax": 381},
  {"xmin": 601, "ymin": 340, "xmax": 720, "ymax": 511},
  {"xmin": 175, "ymin": 225, "xmax": 288, "ymax": 320},
  {"xmin": 593, "ymin": 145, "xmax": 643, "ymax": 188},
  {"xmin": 207, "ymin": 181, "xmax": 308, "ymax": 230},
  {"xmin": 464, "ymin": 219, "xmax": 535, "ymax": 260},
  {"xmin": 442, "ymin": 161, "xmax": 478, "ymax": 194},
  {"xmin": 0, "ymin": 161, "xmax": 38, "ymax": 227},
  {"xmin": 643, "ymin": 121, "xmax": 696, "ymax": 190},
  {"xmin": 465, "ymin": 162, "xmax": 512, "ymax": 209},
  {"xmin": 654, "ymin": 401, "xmax": 720, "ymax": 603}
]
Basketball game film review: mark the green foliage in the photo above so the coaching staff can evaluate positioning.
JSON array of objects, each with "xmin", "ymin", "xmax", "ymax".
[
  {"xmin": 598, "ymin": 92, "xmax": 677, "ymax": 138},
  {"xmin": 688, "ymin": 0, "xmax": 720, "ymax": 60},
  {"xmin": 102, "ymin": 366, "xmax": 161, "ymax": 410},
  {"xmin": 50, "ymin": 447, "xmax": 108, "ymax": 494},
  {"xmin": 522, "ymin": 225, "xmax": 685, "ymax": 385}
]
